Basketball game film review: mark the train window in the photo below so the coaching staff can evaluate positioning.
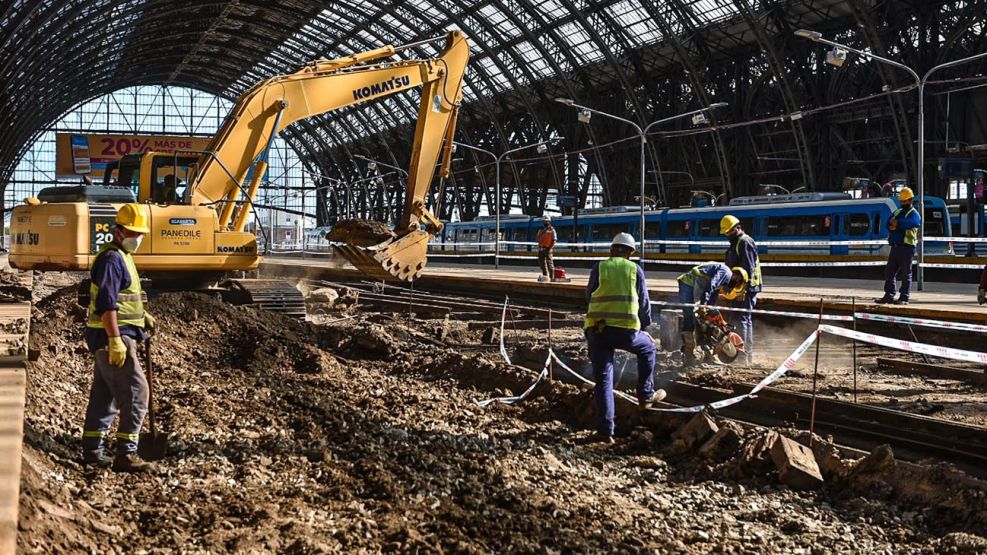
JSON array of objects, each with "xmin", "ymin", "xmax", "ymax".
[
  {"xmin": 593, "ymin": 223, "xmax": 630, "ymax": 241},
  {"xmin": 666, "ymin": 220, "xmax": 689, "ymax": 237},
  {"xmin": 766, "ymin": 216, "xmax": 831, "ymax": 236},
  {"xmin": 699, "ymin": 220, "xmax": 720, "ymax": 237},
  {"xmin": 555, "ymin": 225, "xmax": 572, "ymax": 241},
  {"xmin": 645, "ymin": 222, "xmax": 661, "ymax": 238},
  {"xmin": 739, "ymin": 218, "xmax": 755, "ymax": 234},
  {"xmin": 873, "ymin": 213, "xmax": 882, "ymax": 234},
  {"xmin": 843, "ymin": 214, "xmax": 870, "ymax": 236}
]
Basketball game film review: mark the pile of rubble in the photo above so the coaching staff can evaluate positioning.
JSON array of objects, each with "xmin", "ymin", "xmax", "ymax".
[{"xmin": 16, "ymin": 282, "xmax": 987, "ymax": 552}]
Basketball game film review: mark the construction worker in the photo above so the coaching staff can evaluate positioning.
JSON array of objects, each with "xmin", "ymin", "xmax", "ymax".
[
  {"xmin": 82, "ymin": 203, "xmax": 154, "ymax": 472},
  {"xmin": 720, "ymin": 215, "xmax": 762, "ymax": 364},
  {"xmin": 677, "ymin": 262, "xmax": 747, "ymax": 365},
  {"xmin": 584, "ymin": 232, "xmax": 666, "ymax": 443},
  {"xmin": 875, "ymin": 187, "xmax": 921, "ymax": 305},
  {"xmin": 536, "ymin": 215, "xmax": 556, "ymax": 282}
]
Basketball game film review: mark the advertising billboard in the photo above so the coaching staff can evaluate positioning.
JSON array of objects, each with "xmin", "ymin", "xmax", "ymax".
[{"xmin": 55, "ymin": 133, "xmax": 211, "ymax": 178}]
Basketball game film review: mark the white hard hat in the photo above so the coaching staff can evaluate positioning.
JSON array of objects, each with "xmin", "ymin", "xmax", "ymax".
[{"xmin": 611, "ymin": 232, "xmax": 636, "ymax": 249}]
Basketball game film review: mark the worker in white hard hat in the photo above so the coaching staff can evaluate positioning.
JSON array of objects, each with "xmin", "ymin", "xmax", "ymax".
[
  {"xmin": 535, "ymin": 215, "xmax": 556, "ymax": 282},
  {"xmin": 720, "ymin": 215, "xmax": 762, "ymax": 365},
  {"xmin": 583, "ymin": 232, "xmax": 666, "ymax": 443}
]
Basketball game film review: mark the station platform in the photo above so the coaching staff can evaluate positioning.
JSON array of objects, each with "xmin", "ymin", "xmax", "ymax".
[
  {"xmin": 0, "ymin": 264, "xmax": 30, "ymax": 555},
  {"xmin": 264, "ymin": 256, "xmax": 987, "ymax": 323}
]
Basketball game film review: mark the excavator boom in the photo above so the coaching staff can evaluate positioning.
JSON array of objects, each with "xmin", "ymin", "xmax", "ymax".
[{"xmin": 189, "ymin": 32, "xmax": 470, "ymax": 280}]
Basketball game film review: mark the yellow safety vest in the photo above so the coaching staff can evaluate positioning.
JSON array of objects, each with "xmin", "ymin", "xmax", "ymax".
[
  {"xmin": 892, "ymin": 207, "xmax": 919, "ymax": 246},
  {"xmin": 678, "ymin": 263, "xmax": 716, "ymax": 288},
  {"xmin": 87, "ymin": 242, "xmax": 146, "ymax": 329},
  {"xmin": 585, "ymin": 257, "xmax": 640, "ymax": 330},
  {"xmin": 734, "ymin": 235, "xmax": 763, "ymax": 289}
]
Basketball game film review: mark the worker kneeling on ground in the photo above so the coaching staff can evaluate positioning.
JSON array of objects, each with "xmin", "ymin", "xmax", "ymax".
[
  {"xmin": 536, "ymin": 216, "xmax": 556, "ymax": 282},
  {"xmin": 81, "ymin": 203, "xmax": 155, "ymax": 473},
  {"xmin": 875, "ymin": 187, "xmax": 921, "ymax": 306},
  {"xmin": 721, "ymin": 215, "xmax": 762, "ymax": 365},
  {"xmin": 677, "ymin": 262, "xmax": 747, "ymax": 366},
  {"xmin": 583, "ymin": 232, "xmax": 666, "ymax": 443}
]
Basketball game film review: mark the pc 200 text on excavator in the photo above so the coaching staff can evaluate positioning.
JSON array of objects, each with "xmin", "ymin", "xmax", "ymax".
[{"xmin": 8, "ymin": 31, "xmax": 470, "ymax": 283}]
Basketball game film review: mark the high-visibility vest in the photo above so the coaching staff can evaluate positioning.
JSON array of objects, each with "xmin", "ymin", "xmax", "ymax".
[
  {"xmin": 87, "ymin": 242, "xmax": 146, "ymax": 329},
  {"xmin": 892, "ymin": 207, "xmax": 919, "ymax": 246},
  {"xmin": 733, "ymin": 234, "xmax": 762, "ymax": 288},
  {"xmin": 537, "ymin": 227, "xmax": 556, "ymax": 248},
  {"xmin": 678, "ymin": 262, "xmax": 723, "ymax": 288},
  {"xmin": 584, "ymin": 257, "xmax": 640, "ymax": 330}
]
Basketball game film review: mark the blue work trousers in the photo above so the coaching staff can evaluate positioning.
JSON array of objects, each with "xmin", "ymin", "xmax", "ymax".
[
  {"xmin": 585, "ymin": 326, "xmax": 657, "ymax": 437},
  {"xmin": 731, "ymin": 291, "xmax": 758, "ymax": 359},
  {"xmin": 82, "ymin": 336, "xmax": 149, "ymax": 457},
  {"xmin": 678, "ymin": 281, "xmax": 704, "ymax": 332},
  {"xmin": 883, "ymin": 244, "xmax": 915, "ymax": 301}
]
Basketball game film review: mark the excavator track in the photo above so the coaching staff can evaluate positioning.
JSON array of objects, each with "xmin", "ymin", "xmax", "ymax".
[{"xmin": 219, "ymin": 279, "xmax": 307, "ymax": 318}]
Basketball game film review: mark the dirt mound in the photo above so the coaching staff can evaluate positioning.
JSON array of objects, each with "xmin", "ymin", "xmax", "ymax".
[
  {"xmin": 18, "ymin": 280, "xmax": 987, "ymax": 552},
  {"xmin": 326, "ymin": 219, "xmax": 395, "ymax": 247}
]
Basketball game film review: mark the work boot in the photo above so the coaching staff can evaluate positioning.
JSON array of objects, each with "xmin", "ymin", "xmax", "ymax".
[
  {"xmin": 640, "ymin": 389, "xmax": 667, "ymax": 409},
  {"xmin": 112, "ymin": 453, "xmax": 150, "ymax": 473},
  {"xmin": 537, "ymin": 275, "xmax": 547, "ymax": 283},
  {"xmin": 874, "ymin": 296, "xmax": 894, "ymax": 305},
  {"xmin": 893, "ymin": 298, "xmax": 909, "ymax": 305},
  {"xmin": 82, "ymin": 452, "xmax": 111, "ymax": 469},
  {"xmin": 578, "ymin": 432, "xmax": 615, "ymax": 445},
  {"xmin": 681, "ymin": 332, "xmax": 699, "ymax": 366}
]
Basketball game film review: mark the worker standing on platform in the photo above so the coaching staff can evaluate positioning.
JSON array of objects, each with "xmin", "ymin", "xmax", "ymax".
[
  {"xmin": 721, "ymin": 215, "xmax": 762, "ymax": 364},
  {"xmin": 536, "ymin": 216, "xmax": 556, "ymax": 282},
  {"xmin": 81, "ymin": 204, "xmax": 154, "ymax": 473},
  {"xmin": 677, "ymin": 262, "xmax": 747, "ymax": 365},
  {"xmin": 875, "ymin": 187, "xmax": 921, "ymax": 305},
  {"xmin": 583, "ymin": 232, "xmax": 666, "ymax": 443}
]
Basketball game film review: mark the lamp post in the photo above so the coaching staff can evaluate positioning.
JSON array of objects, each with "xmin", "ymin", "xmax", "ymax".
[
  {"xmin": 556, "ymin": 98, "xmax": 727, "ymax": 259},
  {"xmin": 455, "ymin": 140, "xmax": 553, "ymax": 268},
  {"xmin": 792, "ymin": 30, "xmax": 987, "ymax": 289}
]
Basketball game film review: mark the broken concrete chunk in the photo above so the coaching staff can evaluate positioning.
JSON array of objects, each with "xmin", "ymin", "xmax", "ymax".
[
  {"xmin": 669, "ymin": 411, "xmax": 719, "ymax": 455},
  {"xmin": 770, "ymin": 436, "xmax": 824, "ymax": 490},
  {"xmin": 307, "ymin": 287, "xmax": 340, "ymax": 305},
  {"xmin": 697, "ymin": 421, "xmax": 744, "ymax": 461},
  {"xmin": 852, "ymin": 444, "xmax": 895, "ymax": 476}
]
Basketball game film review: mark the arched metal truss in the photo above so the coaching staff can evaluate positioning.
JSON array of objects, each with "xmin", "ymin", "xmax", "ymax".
[{"xmin": 1, "ymin": 0, "xmax": 986, "ymax": 226}]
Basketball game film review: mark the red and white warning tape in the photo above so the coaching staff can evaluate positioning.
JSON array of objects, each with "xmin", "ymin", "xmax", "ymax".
[
  {"xmin": 650, "ymin": 301, "xmax": 854, "ymax": 322},
  {"xmin": 818, "ymin": 324, "xmax": 987, "ymax": 364},
  {"xmin": 853, "ymin": 312, "xmax": 987, "ymax": 333}
]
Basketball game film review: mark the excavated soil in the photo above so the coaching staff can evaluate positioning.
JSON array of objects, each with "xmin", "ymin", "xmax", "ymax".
[
  {"xmin": 326, "ymin": 219, "xmax": 395, "ymax": 247},
  {"xmin": 17, "ymin": 279, "xmax": 987, "ymax": 553}
]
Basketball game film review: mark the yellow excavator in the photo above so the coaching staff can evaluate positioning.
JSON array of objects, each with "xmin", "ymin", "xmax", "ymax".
[{"xmin": 8, "ymin": 32, "xmax": 470, "ymax": 306}]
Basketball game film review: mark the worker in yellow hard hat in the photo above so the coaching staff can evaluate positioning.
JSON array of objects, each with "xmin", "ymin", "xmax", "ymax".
[
  {"xmin": 875, "ymin": 187, "xmax": 921, "ymax": 305},
  {"xmin": 81, "ymin": 203, "xmax": 155, "ymax": 473},
  {"xmin": 720, "ymin": 215, "xmax": 762, "ymax": 365},
  {"xmin": 677, "ymin": 262, "xmax": 746, "ymax": 366}
]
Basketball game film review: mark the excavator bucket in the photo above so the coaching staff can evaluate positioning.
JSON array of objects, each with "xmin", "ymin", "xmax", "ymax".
[{"xmin": 333, "ymin": 230, "xmax": 431, "ymax": 282}]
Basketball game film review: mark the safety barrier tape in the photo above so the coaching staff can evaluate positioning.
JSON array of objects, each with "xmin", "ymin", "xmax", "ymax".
[
  {"xmin": 474, "ymin": 358, "xmax": 550, "ymax": 408},
  {"xmin": 918, "ymin": 262, "xmax": 985, "ymax": 270},
  {"xmin": 499, "ymin": 296, "xmax": 512, "ymax": 365},
  {"xmin": 854, "ymin": 312, "xmax": 987, "ymax": 333},
  {"xmin": 818, "ymin": 324, "xmax": 987, "ymax": 364},
  {"xmin": 649, "ymin": 301, "xmax": 855, "ymax": 322},
  {"xmin": 927, "ymin": 236, "xmax": 987, "ymax": 243}
]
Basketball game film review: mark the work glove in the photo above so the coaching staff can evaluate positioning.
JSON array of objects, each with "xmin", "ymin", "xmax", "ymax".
[
  {"xmin": 979, "ymin": 288, "xmax": 986, "ymax": 306},
  {"xmin": 107, "ymin": 336, "xmax": 127, "ymax": 367},
  {"xmin": 144, "ymin": 312, "xmax": 156, "ymax": 330}
]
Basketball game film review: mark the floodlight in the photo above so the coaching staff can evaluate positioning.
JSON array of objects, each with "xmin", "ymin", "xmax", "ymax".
[
  {"xmin": 554, "ymin": 97, "xmax": 575, "ymax": 106},
  {"xmin": 691, "ymin": 113, "xmax": 708, "ymax": 126},
  {"xmin": 536, "ymin": 144, "xmax": 548, "ymax": 154},
  {"xmin": 578, "ymin": 109, "xmax": 592, "ymax": 124},
  {"xmin": 826, "ymin": 47, "xmax": 847, "ymax": 67},
  {"xmin": 794, "ymin": 29, "xmax": 823, "ymax": 41}
]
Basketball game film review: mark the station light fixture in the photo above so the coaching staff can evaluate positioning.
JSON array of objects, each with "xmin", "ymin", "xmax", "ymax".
[
  {"xmin": 794, "ymin": 29, "xmax": 823, "ymax": 41},
  {"xmin": 577, "ymin": 109, "xmax": 592, "ymax": 124},
  {"xmin": 826, "ymin": 47, "xmax": 847, "ymax": 67},
  {"xmin": 691, "ymin": 113, "xmax": 708, "ymax": 126},
  {"xmin": 536, "ymin": 143, "xmax": 549, "ymax": 154}
]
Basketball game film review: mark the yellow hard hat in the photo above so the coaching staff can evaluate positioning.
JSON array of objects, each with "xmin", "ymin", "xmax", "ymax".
[
  {"xmin": 899, "ymin": 187, "xmax": 914, "ymax": 201},
  {"xmin": 732, "ymin": 266, "xmax": 749, "ymax": 283},
  {"xmin": 719, "ymin": 215, "xmax": 740, "ymax": 235},
  {"xmin": 115, "ymin": 203, "xmax": 150, "ymax": 234}
]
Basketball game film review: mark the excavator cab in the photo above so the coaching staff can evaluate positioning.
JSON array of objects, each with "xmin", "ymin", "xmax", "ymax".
[{"xmin": 105, "ymin": 153, "xmax": 198, "ymax": 205}]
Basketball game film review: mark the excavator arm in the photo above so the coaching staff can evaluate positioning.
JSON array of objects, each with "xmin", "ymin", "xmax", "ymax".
[{"xmin": 188, "ymin": 32, "xmax": 470, "ymax": 280}]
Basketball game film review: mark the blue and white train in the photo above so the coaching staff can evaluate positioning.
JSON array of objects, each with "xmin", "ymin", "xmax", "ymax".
[{"xmin": 434, "ymin": 192, "xmax": 953, "ymax": 256}]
